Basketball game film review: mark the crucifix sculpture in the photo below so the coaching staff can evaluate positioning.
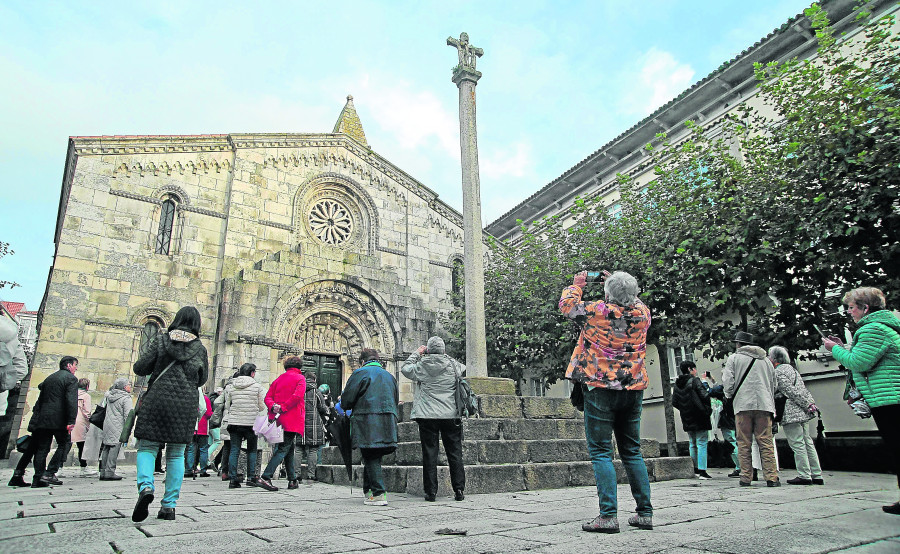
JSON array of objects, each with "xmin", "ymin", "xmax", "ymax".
[{"xmin": 446, "ymin": 33, "xmax": 487, "ymax": 377}]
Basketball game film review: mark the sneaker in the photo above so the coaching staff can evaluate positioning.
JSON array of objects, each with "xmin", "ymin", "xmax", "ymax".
[
  {"xmin": 42, "ymin": 475, "xmax": 63, "ymax": 486},
  {"xmin": 697, "ymin": 471, "xmax": 712, "ymax": 480},
  {"xmin": 198, "ymin": 472, "xmax": 211, "ymax": 478},
  {"xmin": 882, "ymin": 502, "xmax": 900, "ymax": 515},
  {"xmin": 767, "ymin": 479, "xmax": 781, "ymax": 487},
  {"xmin": 7, "ymin": 474, "xmax": 29, "ymax": 487},
  {"xmin": 811, "ymin": 477, "xmax": 825, "ymax": 485},
  {"xmin": 693, "ymin": 467, "xmax": 700, "ymax": 475},
  {"xmin": 728, "ymin": 470, "xmax": 741, "ymax": 478},
  {"xmin": 157, "ymin": 507, "xmax": 175, "ymax": 520},
  {"xmin": 364, "ymin": 493, "xmax": 387, "ymax": 506},
  {"xmin": 287, "ymin": 480, "xmax": 299, "ymax": 490},
  {"xmin": 454, "ymin": 490, "xmax": 465, "ymax": 501},
  {"xmin": 582, "ymin": 516, "xmax": 619, "ymax": 533},
  {"xmin": 80, "ymin": 467, "xmax": 99, "ymax": 477},
  {"xmin": 132, "ymin": 487, "xmax": 154, "ymax": 523},
  {"xmin": 786, "ymin": 476, "xmax": 812, "ymax": 485},
  {"xmin": 256, "ymin": 477, "xmax": 278, "ymax": 491},
  {"xmin": 627, "ymin": 515, "xmax": 653, "ymax": 530}
]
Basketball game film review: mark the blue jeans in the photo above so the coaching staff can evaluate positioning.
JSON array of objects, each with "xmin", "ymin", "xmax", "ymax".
[
  {"xmin": 136, "ymin": 440, "xmax": 187, "ymax": 508},
  {"xmin": 227, "ymin": 425, "xmax": 258, "ymax": 482},
  {"xmin": 584, "ymin": 388, "xmax": 652, "ymax": 517},
  {"xmin": 262, "ymin": 431, "xmax": 297, "ymax": 480},
  {"xmin": 185, "ymin": 435, "xmax": 210, "ymax": 472},
  {"xmin": 721, "ymin": 428, "xmax": 739, "ymax": 470},
  {"xmin": 687, "ymin": 430, "xmax": 708, "ymax": 471}
]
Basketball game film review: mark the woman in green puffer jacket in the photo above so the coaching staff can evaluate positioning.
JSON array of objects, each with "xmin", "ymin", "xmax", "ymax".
[{"xmin": 823, "ymin": 287, "xmax": 900, "ymax": 515}]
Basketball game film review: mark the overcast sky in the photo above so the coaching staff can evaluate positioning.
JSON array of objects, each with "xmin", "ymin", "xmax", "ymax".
[{"xmin": 0, "ymin": 0, "xmax": 812, "ymax": 309}]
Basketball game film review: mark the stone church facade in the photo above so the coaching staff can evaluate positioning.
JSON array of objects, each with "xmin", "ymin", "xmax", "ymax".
[{"xmin": 23, "ymin": 97, "xmax": 469, "ymax": 424}]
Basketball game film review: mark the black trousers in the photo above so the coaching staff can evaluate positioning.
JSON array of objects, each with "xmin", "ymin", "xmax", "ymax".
[
  {"xmin": 872, "ymin": 404, "xmax": 900, "ymax": 489},
  {"xmin": 16, "ymin": 428, "xmax": 69, "ymax": 481},
  {"xmin": 417, "ymin": 418, "xmax": 465, "ymax": 496}
]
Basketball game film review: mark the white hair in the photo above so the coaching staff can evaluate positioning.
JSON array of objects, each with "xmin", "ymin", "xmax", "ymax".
[
  {"xmin": 604, "ymin": 271, "xmax": 640, "ymax": 306},
  {"xmin": 768, "ymin": 346, "xmax": 791, "ymax": 365}
]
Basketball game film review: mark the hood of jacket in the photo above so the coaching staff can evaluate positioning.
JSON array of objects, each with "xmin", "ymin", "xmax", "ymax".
[
  {"xmin": 162, "ymin": 333, "xmax": 203, "ymax": 362},
  {"xmin": 736, "ymin": 345, "xmax": 767, "ymax": 359},
  {"xmin": 674, "ymin": 374, "xmax": 693, "ymax": 390},
  {"xmin": 417, "ymin": 354, "xmax": 456, "ymax": 377},
  {"xmin": 231, "ymin": 375, "xmax": 257, "ymax": 390},
  {"xmin": 106, "ymin": 388, "xmax": 131, "ymax": 404},
  {"xmin": 858, "ymin": 309, "xmax": 900, "ymax": 334}
]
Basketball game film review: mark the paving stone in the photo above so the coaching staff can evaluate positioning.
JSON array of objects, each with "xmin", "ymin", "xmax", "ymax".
[
  {"xmin": 138, "ymin": 514, "xmax": 284, "ymax": 537},
  {"xmin": 0, "ymin": 519, "xmax": 50, "ymax": 540},
  {"xmin": 112, "ymin": 529, "xmax": 267, "ymax": 554},
  {"xmin": 0, "ymin": 534, "xmax": 117, "ymax": 553}
]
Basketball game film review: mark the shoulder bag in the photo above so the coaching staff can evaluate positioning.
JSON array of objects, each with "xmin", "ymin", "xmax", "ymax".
[
  {"xmin": 89, "ymin": 401, "xmax": 107, "ymax": 429},
  {"xmin": 773, "ymin": 371, "xmax": 797, "ymax": 423},
  {"xmin": 723, "ymin": 357, "xmax": 756, "ymax": 420}
]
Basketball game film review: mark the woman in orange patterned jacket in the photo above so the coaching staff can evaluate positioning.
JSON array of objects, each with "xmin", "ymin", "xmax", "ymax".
[{"xmin": 560, "ymin": 270, "xmax": 653, "ymax": 534}]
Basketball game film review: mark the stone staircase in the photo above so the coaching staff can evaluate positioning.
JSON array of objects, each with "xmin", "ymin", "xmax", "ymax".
[{"xmin": 314, "ymin": 395, "xmax": 694, "ymax": 496}]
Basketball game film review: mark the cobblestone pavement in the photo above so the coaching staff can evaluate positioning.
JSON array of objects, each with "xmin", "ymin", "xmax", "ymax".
[{"xmin": 1, "ymin": 467, "xmax": 898, "ymax": 553}]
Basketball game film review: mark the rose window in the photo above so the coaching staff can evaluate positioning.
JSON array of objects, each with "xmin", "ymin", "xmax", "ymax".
[{"xmin": 308, "ymin": 199, "xmax": 354, "ymax": 245}]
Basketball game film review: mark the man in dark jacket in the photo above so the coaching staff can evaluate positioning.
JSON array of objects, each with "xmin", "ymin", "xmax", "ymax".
[
  {"xmin": 9, "ymin": 356, "xmax": 79, "ymax": 487},
  {"xmin": 672, "ymin": 360, "xmax": 713, "ymax": 480},
  {"xmin": 340, "ymin": 348, "xmax": 398, "ymax": 507}
]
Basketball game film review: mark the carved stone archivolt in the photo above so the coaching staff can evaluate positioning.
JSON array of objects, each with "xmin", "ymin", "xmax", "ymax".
[{"xmin": 272, "ymin": 279, "xmax": 398, "ymax": 364}]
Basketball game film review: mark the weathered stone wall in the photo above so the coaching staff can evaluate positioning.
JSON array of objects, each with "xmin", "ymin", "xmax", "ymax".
[{"xmin": 24, "ymin": 133, "xmax": 468, "ymax": 429}]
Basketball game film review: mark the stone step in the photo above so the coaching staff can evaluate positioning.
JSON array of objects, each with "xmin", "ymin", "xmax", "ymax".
[
  {"xmin": 320, "ymin": 437, "xmax": 660, "ymax": 467},
  {"xmin": 314, "ymin": 456, "xmax": 694, "ymax": 496},
  {"xmin": 399, "ymin": 395, "xmax": 583, "ymax": 422},
  {"xmin": 396, "ymin": 417, "xmax": 587, "ymax": 443}
]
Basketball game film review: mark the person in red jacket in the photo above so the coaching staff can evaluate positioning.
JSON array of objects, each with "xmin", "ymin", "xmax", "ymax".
[
  {"xmin": 185, "ymin": 390, "xmax": 213, "ymax": 477},
  {"xmin": 257, "ymin": 356, "xmax": 307, "ymax": 491}
]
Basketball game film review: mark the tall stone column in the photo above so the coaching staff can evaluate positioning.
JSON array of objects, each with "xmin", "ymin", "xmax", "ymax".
[{"xmin": 448, "ymin": 33, "xmax": 488, "ymax": 377}]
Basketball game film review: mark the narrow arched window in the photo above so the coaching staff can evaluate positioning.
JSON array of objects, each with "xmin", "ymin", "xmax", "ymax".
[
  {"xmin": 134, "ymin": 318, "xmax": 162, "ymax": 390},
  {"xmin": 451, "ymin": 259, "xmax": 464, "ymax": 307},
  {"xmin": 155, "ymin": 199, "xmax": 176, "ymax": 254}
]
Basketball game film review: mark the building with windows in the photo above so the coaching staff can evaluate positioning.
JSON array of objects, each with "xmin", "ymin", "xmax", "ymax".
[
  {"xmin": 0, "ymin": 301, "xmax": 37, "ymax": 363},
  {"xmin": 18, "ymin": 96, "xmax": 472, "ymax": 431},
  {"xmin": 486, "ymin": 0, "xmax": 897, "ymax": 444}
]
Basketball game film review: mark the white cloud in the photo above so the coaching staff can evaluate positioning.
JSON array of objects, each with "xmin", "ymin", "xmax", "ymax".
[
  {"xmin": 619, "ymin": 48, "xmax": 696, "ymax": 118},
  {"xmin": 481, "ymin": 141, "xmax": 532, "ymax": 180}
]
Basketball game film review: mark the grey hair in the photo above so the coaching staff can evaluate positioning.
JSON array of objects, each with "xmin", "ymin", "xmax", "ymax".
[
  {"xmin": 604, "ymin": 271, "xmax": 640, "ymax": 306},
  {"xmin": 111, "ymin": 377, "xmax": 130, "ymax": 391},
  {"xmin": 768, "ymin": 346, "xmax": 791, "ymax": 366}
]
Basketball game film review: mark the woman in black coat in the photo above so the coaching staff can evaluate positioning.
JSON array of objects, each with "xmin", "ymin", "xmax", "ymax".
[
  {"xmin": 672, "ymin": 361, "xmax": 713, "ymax": 479},
  {"xmin": 130, "ymin": 306, "xmax": 208, "ymax": 523}
]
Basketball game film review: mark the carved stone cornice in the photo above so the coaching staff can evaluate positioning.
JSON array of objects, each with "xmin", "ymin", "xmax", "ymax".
[
  {"xmin": 109, "ymin": 189, "xmax": 161, "ymax": 205},
  {"xmin": 181, "ymin": 205, "xmax": 226, "ymax": 219},
  {"xmin": 377, "ymin": 246, "xmax": 406, "ymax": 256},
  {"xmin": 112, "ymin": 159, "xmax": 231, "ymax": 178},
  {"xmin": 72, "ymin": 135, "xmax": 232, "ymax": 155},
  {"xmin": 261, "ymin": 220, "xmax": 292, "ymax": 231},
  {"xmin": 86, "ymin": 319, "xmax": 141, "ymax": 331},
  {"xmin": 428, "ymin": 260, "xmax": 452, "ymax": 268}
]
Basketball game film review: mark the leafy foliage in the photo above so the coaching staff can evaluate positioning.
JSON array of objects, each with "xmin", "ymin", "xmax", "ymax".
[
  {"xmin": 0, "ymin": 241, "xmax": 19, "ymax": 290},
  {"xmin": 442, "ymin": 3, "xmax": 900, "ymax": 382}
]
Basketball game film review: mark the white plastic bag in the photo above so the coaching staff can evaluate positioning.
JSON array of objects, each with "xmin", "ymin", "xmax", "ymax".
[{"xmin": 252, "ymin": 413, "xmax": 283, "ymax": 444}]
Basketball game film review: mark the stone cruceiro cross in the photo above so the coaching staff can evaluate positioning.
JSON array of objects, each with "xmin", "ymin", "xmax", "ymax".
[{"xmin": 447, "ymin": 32, "xmax": 487, "ymax": 377}]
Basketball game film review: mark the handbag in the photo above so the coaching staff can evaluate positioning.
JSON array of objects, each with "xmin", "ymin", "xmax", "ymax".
[
  {"xmin": 454, "ymin": 373, "xmax": 478, "ymax": 419},
  {"xmin": 120, "ymin": 360, "xmax": 177, "ymax": 443},
  {"xmin": 253, "ymin": 413, "xmax": 284, "ymax": 444},
  {"xmin": 88, "ymin": 403, "xmax": 106, "ymax": 429},
  {"xmin": 774, "ymin": 370, "xmax": 797, "ymax": 423},
  {"xmin": 15, "ymin": 434, "xmax": 30, "ymax": 453},
  {"xmin": 723, "ymin": 357, "xmax": 756, "ymax": 420}
]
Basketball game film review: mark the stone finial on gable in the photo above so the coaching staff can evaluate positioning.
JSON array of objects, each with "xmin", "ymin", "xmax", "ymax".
[{"xmin": 333, "ymin": 94, "xmax": 369, "ymax": 148}]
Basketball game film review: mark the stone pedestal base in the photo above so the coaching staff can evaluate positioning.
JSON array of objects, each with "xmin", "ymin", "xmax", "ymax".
[{"xmin": 467, "ymin": 376, "xmax": 515, "ymax": 396}]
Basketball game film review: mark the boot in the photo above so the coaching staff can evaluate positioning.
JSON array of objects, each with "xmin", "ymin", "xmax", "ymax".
[{"xmin": 8, "ymin": 472, "xmax": 29, "ymax": 487}]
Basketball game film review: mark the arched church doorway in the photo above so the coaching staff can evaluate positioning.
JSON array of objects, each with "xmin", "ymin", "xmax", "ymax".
[{"xmin": 302, "ymin": 353, "xmax": 343, "ymax": 398}]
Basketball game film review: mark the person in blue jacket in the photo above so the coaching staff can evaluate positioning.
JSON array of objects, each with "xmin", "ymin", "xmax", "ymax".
[{"xmin": 340, "ymin": 348, "xmax": 398, "ymax": 507}]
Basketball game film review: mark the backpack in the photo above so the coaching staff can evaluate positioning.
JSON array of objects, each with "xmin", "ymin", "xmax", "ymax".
[
  {"xmin": 455, "ymin": 374, "xmax": 478, "ymax": 419},
  {"xmin": 209, "ymin": 396, "xmax": 225, "ymax": 429}
]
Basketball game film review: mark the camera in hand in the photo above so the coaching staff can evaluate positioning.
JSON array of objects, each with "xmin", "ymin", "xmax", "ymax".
[{"xmin": 586, "ymin": 271, "xmax": 602, "ymax": 283}]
